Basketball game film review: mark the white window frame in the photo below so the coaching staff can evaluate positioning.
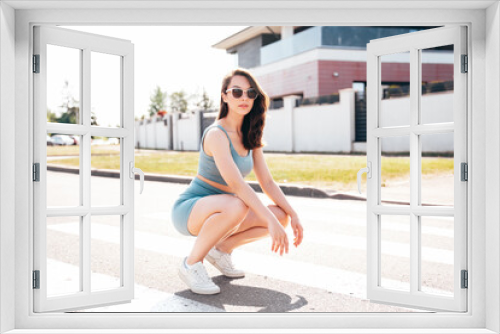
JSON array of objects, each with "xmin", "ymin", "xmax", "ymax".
[
  {"xmin": 0, "ymin": 2, "xmax": 498, "ymax": 333},
  {"xmin": 32, "ymin": 25, "xmax": 136, "ymax": 313},
  {"xmin": 365, "ymin": 26, "xmax": 468, "ymax": 312}
]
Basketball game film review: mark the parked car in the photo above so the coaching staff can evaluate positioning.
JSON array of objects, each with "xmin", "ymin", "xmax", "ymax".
[
  {"xmin": 51, "ymin": 134, "xmax": 74, "ymax": 145},
  {"xmin": 47, "ymin": 135, "xmax": 54, "ymax": 146},
  {"xmin": 69, "ymin": 135, "xmax": 79, "ymax": 145},
  {"xmin": 107, "ymin": 138, "xmax": 120, "ymax": 145}
]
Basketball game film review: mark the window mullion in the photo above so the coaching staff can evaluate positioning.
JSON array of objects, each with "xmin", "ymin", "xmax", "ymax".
[
  {"xmin": 82, "ymin": 47, "xmax": 91, "ymax": 295},
  {"xmin": 410, "ymin": 47, "xmax": 420, "ymax": 295}
]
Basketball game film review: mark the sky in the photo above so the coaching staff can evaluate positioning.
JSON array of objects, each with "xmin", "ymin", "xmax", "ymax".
[{"xmin": 49, "ymin": 25, "xmax": 248, "ymax": 127}]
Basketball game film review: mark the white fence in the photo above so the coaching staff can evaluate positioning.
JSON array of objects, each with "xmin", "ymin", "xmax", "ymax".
[
  {"xmin": 134, "ymin": 89, "xmax": 454, "ymax": 154},
  {"xmin": 263, "ymin": 89, "xmax": 355, "ymax": 153},
  {"xmin": 172, "ymin": 111, "xmax": 202, "ymax": 151},
  {"xmin": 379, "ymin": 91, "xmax": 453, "ymax": 153},
  {"xmin": 135, "ymin": 112, "xmax": 201, "ymax": 151},
  {"xmin": 135, "ymin": 117, "xmax": 170, "ymax": 150}
]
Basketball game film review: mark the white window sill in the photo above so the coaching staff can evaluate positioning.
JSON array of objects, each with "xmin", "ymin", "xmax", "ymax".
[{"xmin": 3, "ymin": 329, "xmax": 498, "ymax": 334}]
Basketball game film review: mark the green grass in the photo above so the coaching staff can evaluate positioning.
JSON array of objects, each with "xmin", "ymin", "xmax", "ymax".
[
  {"xmin": 48, "ymin": 148, "xmax": 454, "ymax": 191},
  {"xmin": 47, "ymin": 145, "xmax": 120, "ymax": 156}
]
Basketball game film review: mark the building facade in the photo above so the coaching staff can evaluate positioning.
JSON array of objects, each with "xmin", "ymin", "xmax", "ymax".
[{"xmin": 213, "ymin": 26, "xmax": 454, "ymax": 110}]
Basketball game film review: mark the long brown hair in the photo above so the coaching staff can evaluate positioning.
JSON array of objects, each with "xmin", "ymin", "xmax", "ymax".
[{"xmin": 218, "ymin": 68, "xmax": 269, "ymax": 150}]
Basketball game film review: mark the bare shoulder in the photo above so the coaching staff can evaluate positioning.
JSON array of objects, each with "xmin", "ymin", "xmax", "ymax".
[{"xmin": 204, "ymin": 127, "xmax": 230, "ymax": 156}]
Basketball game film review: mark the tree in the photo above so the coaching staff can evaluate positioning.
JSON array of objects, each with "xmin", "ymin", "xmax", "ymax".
[
  {"xmin": 56, "ymin": 79, "xmax": 80, "ymax": 124},
  {"xmin": 148, "ymin": 85, "xmax": 167, "ymax": 116},
  {"xmin": 196, "ymin": 87, "xmax": 214, "ymax": 111},
  {"xmin": 169, "ymin": 90, "xmax": 189, "ymax": 113},
  {"xmin": 50, "ymin": 80, "xmax": 99, "ymax": 125},
  {"xmin": 47, "ymin": 108, "xmax": 58, "ymax": 122},
  {"xmin": 91, "ymin": 110, "xmax": 99, "ymax": 126}
]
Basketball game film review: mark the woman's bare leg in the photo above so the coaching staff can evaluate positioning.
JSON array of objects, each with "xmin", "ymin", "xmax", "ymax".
[
  {"xmin": 185, "ymin": 194, "xmax": 249, "ymax": 266},
  {"xmin": 215, "ymin": 205, "xmax": 290, "ymax": 254},
  {"xmin": 216, "ymin": 227, "xmax": 269, "ymax": 253}
]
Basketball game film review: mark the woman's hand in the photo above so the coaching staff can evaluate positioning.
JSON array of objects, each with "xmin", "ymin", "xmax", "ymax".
[
  {"xmin": 267, "ymin": 219, "xmax": 289, "ymax": 256},
  {"xmin": 290, "ymin": 215, "xmax": 304, "ymax": 247}
]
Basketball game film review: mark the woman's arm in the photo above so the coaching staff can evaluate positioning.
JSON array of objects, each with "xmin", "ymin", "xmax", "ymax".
[
  {"xmin": 252, "ymin": 147, "xmax": 297, "ymax": 217},
  {"xmin": 252, "ymin": 147, "xmax": 304, "ymax": 247},
  {"xmin": 205, "ymin": 129, "xmax": 289, "ymax": 255}
]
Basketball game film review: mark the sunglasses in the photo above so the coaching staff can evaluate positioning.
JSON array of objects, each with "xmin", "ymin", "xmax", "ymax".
[{"xmin": 225, "ymin": 87, "xmax": 259, "ymax": 100}]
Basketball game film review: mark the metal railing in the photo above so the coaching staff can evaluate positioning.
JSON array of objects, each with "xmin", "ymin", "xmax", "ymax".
[
  {"xmin": 296, "ymin": 93, "xmax": 340, "ymax": 107},
  {"xmin": 383, "ymin": 80, "xmax": 453, "ymax": 99}
]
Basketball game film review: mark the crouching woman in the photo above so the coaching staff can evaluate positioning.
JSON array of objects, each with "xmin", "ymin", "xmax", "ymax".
[{"xmin": 171, "ymin": 68, "xmax": 304, "ymax": 294}]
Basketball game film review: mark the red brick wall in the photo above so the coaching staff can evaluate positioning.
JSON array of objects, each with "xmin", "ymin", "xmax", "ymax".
[
  {"xmin": 255, "ymin": 61, "xmax": 319, "ymax": 99},
  {"xmin": 318, "ymin": 60, "xmax": 367, "ymax": 96},
  {"xmin": 421, "ymin": 63, "xmax": 454, "ymax": 83},
  {"xmin": 256, "ymin": 60, "xmax": 454, "ymax": 99},
  {"xmin": 379, "ymin": 63, "xmax": 453, "ymax": 82}
]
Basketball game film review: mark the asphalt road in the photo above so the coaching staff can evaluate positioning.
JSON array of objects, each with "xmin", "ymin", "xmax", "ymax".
[{"xmin": 45, "ymin": 171, "xmax": 454, "ymax": 313}]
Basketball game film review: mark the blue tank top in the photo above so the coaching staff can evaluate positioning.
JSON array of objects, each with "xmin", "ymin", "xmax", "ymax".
[{"xmin": 197, "ymin": 124, "xmax": 253, "ymax": 186}]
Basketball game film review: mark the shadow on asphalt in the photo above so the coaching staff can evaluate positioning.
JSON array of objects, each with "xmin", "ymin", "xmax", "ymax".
[{"xmin": 175, "ymin": 275, "xmax": 308, "ymax": 312}]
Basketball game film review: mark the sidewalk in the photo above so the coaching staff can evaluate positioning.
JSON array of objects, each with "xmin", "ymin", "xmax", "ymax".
[{"xmin": 46, "ymin": 163, "xmax": 452, "ymax": 205}]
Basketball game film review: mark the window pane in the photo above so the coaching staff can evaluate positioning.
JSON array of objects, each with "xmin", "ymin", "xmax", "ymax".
[
  {"xmin": 380, "ymin": 136, "xmax": 410, "ymax": 205},
  {"xmin": 379, "ymin": 51, "xmax": 410, "ymax": 127},
  {"xmin": 47, "ymin": 216, "xmax": 81, "ymax": 297},
  {"xmin": 420, "ymin": 216, "xmax": 454, "ymax": 296},
  {"xmin": 91, "ymin": 51, "xmax": 121, "ymax": 128},
  {"xmin": 420, "ymin": 45, "xmax": 454, "ymax": 124},
  {"xmin": 46, "ymin": 133, "xmax": 81, "ymax": 207},
  {"xmin": 91, "ymin": 137, "xmax": 121, "ymax": 206},
  {"xmin": 91, "ymin": 215, "xmax": 122, "ymax": 291},
  {"xmin": 47, "ymin": 44, "xmax": 81, "ymax": 124},
  {"xmin": 380, "ymin": 215, "xmax": 410, "ymax": 291},
  {"xmin": 421, "ymin": 133, "xmax": 454, "ymax": 206}
]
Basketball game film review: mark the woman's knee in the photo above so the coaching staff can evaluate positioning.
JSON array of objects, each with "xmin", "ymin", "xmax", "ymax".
[
  {"xmin": 225, "ymin": 196, "xmax": 250, "ymax": 223},
  {"xmin": 186, "ymin": 194, "xmax": 247, "ymax": 235}
]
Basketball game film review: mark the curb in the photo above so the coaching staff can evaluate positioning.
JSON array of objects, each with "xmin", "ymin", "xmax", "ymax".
[{"xmin": 47, "ymin": 164, "xmax": 369, "ymax": 201}]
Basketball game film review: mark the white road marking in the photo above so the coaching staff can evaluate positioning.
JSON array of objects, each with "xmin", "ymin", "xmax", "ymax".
[
  {"xmin": 303, "ymin": 230, "xmax": 453, "ymax": 265},
  {"xmin": 46, "ymin": 258, "xmax": 225, "ymax": 312},
  {"xmin": 48, "ymin": 223, "xmax": 453, "ymax": 299}
]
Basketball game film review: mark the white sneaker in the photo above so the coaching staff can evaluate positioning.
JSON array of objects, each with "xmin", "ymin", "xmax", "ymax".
[
  {"xmin": 205, "ymin": 247, "xmax": 245, "ymax": 278},
  {"xmin": 178, "ymin": 257, "xmax": 220, "ymax": 295}
]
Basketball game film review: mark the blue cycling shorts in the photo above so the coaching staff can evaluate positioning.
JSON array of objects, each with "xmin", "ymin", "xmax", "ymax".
[{"xmin": 171, "ymin": 177, "xmax": 235, "ymax": 236}]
